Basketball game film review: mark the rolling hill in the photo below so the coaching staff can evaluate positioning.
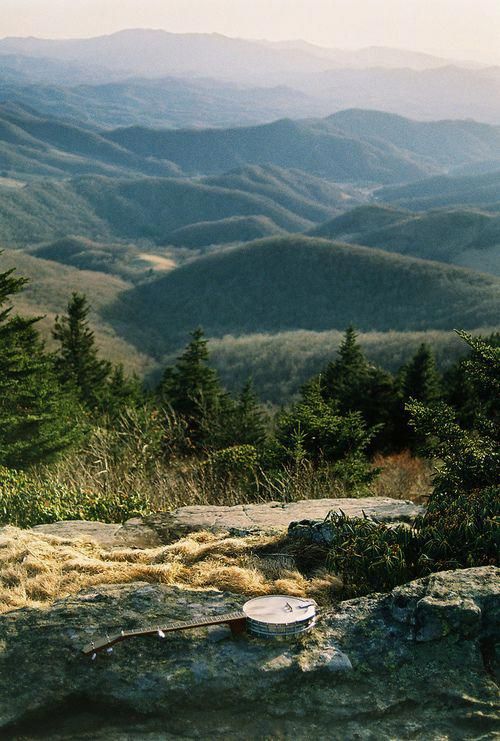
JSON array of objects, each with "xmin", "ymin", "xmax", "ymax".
[
  {"xmin": 0, "ymin": 76, "xmax": 324, "ymax": 130},
  {"xmin": 377, "ymin": 170, "xmax": 500, "ymax": 212},
  {"xmin": 108, "ymin": 236, "xmax": 500, "ymax": 354},
  {"xmin": 202, "ymin": 165, "xmax": 361, "ymax": 222},
  {"xmin": 0, "ymin": 103, "xmax": 180, "ymax": 179},
  {"xmin": 1, "ymin": 32, "xmax": 500, "ymax": 124},
  {"xmin": 0, "ymin": 174, "xmax": 313, "ymax": 246},
  {"xmin": 104, "ymin": 117, "xmax": 435, "ymax": 183},
  {"xmin": 309, "ymin": 205, "xmax": 500, "ymax": 276},
  {"xmin": 29, "ymin": 236, "xmax": 165, "ymax": 282},
  {"xmin": 165, "ymin": 216, "xmax": 285, "ymax": 249},
  {"xmin": 326, "ymin": 109, "xmax": 500, "ymax": 169}
]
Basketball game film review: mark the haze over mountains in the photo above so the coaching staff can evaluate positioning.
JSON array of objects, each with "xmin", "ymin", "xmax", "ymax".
[
  {"xmin": 1, "ymin": 30, "xmax": 500, "ymax": 125},
  {"xmin": 0, "ymin": 28, "xmax": 499, "ymax": 398}
]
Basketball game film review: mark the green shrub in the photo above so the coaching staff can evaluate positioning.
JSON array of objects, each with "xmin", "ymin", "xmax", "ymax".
[
  {"xmin": 0, "ymin": 466, "xmax": 150, "ymax": 528},
  {"xmin": 321, "ymin": 332, "xmax": 499, "ymax": 597}
]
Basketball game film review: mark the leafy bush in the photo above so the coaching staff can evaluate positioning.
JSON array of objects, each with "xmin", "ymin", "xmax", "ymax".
[{"xmin": 0, "ymin": 466, "xmax": 150, "ymax": 528}]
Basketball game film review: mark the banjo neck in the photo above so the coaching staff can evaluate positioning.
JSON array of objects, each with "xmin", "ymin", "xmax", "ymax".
[{"xmin": 82, "ymin": 611, "xmax": 246, "ymax": 656}]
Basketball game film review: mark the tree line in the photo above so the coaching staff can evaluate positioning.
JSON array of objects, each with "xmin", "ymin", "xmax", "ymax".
[{"xmin": 0, "ymin": 260, "xmax": 498, "ymax": 488}]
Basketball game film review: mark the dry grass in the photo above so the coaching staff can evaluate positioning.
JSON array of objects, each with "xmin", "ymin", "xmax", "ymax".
[
  {"xmin": 371, "ymin": 452, "xmax": 433, "ymax": 504},
  {"xmin": 0, "ymin": 526, "xmax": 341, "ymax": 614}
]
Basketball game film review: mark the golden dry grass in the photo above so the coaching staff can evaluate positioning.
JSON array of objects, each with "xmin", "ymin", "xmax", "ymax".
[{"xmin": 0, "ymin": 526, "xmax": 341, "ymax": 614}]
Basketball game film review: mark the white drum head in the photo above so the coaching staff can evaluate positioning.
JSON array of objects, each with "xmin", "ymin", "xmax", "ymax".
[{"xmin": 243, "ymin": 595, "xmax": 316, "ymax": 625}]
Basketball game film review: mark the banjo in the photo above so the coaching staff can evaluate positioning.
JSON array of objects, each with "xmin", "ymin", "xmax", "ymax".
[{"xmin": 82, "ymin": 595, "xmax": 317, "ymax": 658}]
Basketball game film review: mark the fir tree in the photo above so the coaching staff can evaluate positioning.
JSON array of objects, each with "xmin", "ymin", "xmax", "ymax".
[
  {"xmin": 321, "ymin": 326, "xmax": 399, "ymax": 451},
  {"xmin": 227, "ymin": 380, "xmax": 267, "ymax": 448},
  {"xmin": 0, "ymin": 262, "xmax": 81, "ymax": 467},
  {"xmin": 53, "ymin": 293, "xmax": 111, "ymax": 409},
  {"xmin": 400, "ymin": 344, "xmax": 442, "ymax": 404},
  {"xmin": 157, "ymin": 328, "xmax": 227, "ymax": 450},
  {"xmin": 398, "ymin": 343, "xmax": 442, "ymax": 450},
  {"xmin": 103, "ymin": 365, "xmax": 143, "ymax": 420}
]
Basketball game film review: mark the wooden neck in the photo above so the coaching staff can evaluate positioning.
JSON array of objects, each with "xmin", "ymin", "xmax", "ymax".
[{"xmin": 82, "ymin": 611, "xmax": 246, "ymax": 656}]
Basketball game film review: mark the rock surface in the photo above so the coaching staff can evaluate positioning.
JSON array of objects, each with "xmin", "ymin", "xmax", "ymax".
[
  {"xmin": 33, "ymin": 497, "xmax": 424, "ymax": 548},
  {"xmin": 0, "ymin": 566, "xmax": 498, "ymax": 739}
]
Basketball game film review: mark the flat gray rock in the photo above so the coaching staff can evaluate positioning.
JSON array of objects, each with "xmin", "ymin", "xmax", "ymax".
[
  {"xmin": 0, "ymin": 566, "xmax": 498, "ymax": 739},
  {"xmin": 143, "ymin": 496, "xmax": 424, "ymax": 542},
  {"xmin": 32, "ymin": 498, "xmax": 423, "ymax": 548}
]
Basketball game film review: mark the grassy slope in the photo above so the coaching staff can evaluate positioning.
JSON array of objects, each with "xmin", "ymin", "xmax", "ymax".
[
  {"xmin": 110, "ymin": 235, "xmax": 500, "ymax": 354},
  {"xmin": 0, "ymin": 248, "xmax": 152, "ymax": 374},
  {"xmin": 29, "ymin": 235, "xmax": 163, "ymax": 282},
  {"xmin": 166, "ymin": 215, "xmax": 285, "ymax": 249}
]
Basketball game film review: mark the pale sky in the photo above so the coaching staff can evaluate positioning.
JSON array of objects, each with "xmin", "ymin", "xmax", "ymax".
[{"xmin": 1, "ymin": 0, "xmax": 499, "ymax": 64}]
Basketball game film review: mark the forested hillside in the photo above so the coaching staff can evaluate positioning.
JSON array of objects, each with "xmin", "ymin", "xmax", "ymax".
[
  {"xmin": 310, "ymin": 205, "xmax": 500, "ymax": 275},
  {"xmin": 110, "ymin": 236, "xmax": 500, "ymax": 353}
]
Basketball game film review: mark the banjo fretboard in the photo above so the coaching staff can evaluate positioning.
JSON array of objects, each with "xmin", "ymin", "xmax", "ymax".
[{"xmin": 82, "ymin": 611, "xmax": 246, "ymax": 656}]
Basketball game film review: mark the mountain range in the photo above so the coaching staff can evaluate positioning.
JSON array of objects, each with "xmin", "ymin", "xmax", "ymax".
[
  {"xmin": 1, "ymin": 31, "xmax": 500, "ymax": 125},
  {"xmin": 0, "ymin": 36, "xmax": 498, "ymax": 397}
]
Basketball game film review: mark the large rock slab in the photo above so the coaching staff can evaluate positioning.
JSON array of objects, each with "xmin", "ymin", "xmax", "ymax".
[
  {"xmin": 33, "ymin": 498, "xmax": 423, "ymax": 549},
  {"xmin": 0, "ymin": 566, "xmax": 497, "ymax": 739}
]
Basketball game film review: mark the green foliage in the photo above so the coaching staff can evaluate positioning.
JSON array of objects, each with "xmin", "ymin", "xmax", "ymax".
[
  {"xmin": 322, "ymin": 332, "xmax": 499, "ymax": 596},
  {"xmin": 0, "ymin": 261, "xmax": 82, "ymax": 468},
  {"xmin": 320, "ymin": 326, "xmax": 399, "ymax": 450},
  {"xmin": 207, "ymin": 327, "xmax": 476, "ymax": 405},
  {"xmin": 325, "ymin": 512, "xmax": 419, "ymax": 595},
  {"xmin": 53, "ymin": 292, "xmax": 112, "ymax": 408},
  {"xmin": 158, "ymin": 328, "xmax": 231, "ymax": 451},
  {"xmin": 400, "ymin": 343, "xmax": 442, "ymax": 404},
  {"xmin": 204, "ymin": 444, "xmax": 259, "ymax": 493},
  {"xmin": 0, "ymin": 465, "xmax": 150, "ymax": 527},
  {"xmin": 398, "ymin": 343, "xmax": 443, "ymax": 450},
  {"xmin": 227, "ymin": 380, "xmax": 267, "ymax": 448},
  {"xmin": 271, "ymin": 380, "xmax": 376, "ymax": 490}
]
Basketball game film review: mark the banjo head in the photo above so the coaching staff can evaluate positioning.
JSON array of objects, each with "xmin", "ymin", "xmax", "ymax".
[{"xmin": 243, "ymin": 595, "xmax": 317, "ymax": 637}]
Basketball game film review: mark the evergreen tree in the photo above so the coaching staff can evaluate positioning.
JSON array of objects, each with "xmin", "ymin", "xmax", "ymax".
[
  {"xmin": 157, "ymin": 328, "xmax": 228, "ymax": 450},
  {"xmin": 103, "ymin": 365, "xmax": 144, "ymax": 420},
  {"xmin": 227, "ymin": 380, "xmax": 267, "ymax": 448},
  {"xmin": 0, "ymin": 262, "xmax": 81, "ymax": 467},
  {"xmin": 53, "ymin": 293, "xmax": 111, "ymax": 409},
  {"xmin": 398, "ymin": 343, "xmax": 442, "ymax": 450},
  {"xmin": 400, "ymin": 344, "xmax": 441, "ymax": 404},
  {"xmin": 443, "ymin": 332, "xmax": 500, "ymax": 430},
  {"xmin": 320, "ymin": 327, "xmax": 399, "ymax": 451}
]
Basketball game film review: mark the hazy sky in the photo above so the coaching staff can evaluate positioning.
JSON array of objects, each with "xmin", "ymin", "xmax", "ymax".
[{"xmin": 1, "ymin": 0, "xmax": 499, "ymax": 64}]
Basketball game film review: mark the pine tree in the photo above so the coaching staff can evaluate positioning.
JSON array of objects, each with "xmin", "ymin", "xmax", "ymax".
[
  {"xmin": 0, "ymin": 262, "xmax": 81, "ymax": 467},
  {"xmin": 227, "ymin": 380, "xmax": 267, "ymax": 448},
  {"xmin": 398, "ymin": 343, "xmax": 442, "ymax": 450},
  {"xmin": 103, "ymin": 365, "xmax": 144, "ymax": 420},
  {"xmin": 322, "ymin": 326, "xmax": 369, "ymax": 407},
  {"xmin": 400, "ymin": 344, "xmax": 442, "ymax": 404},
  {"xmin": 157, "ymin": 328, "xmax": 227, "ymax": 450},
  {"xmin": 53, "ymin": 293, "xmax": 111, "ymax": 409},
  {"xmin": 321, "ymin": 326, "xmax": 399, "ymax": 451}
]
